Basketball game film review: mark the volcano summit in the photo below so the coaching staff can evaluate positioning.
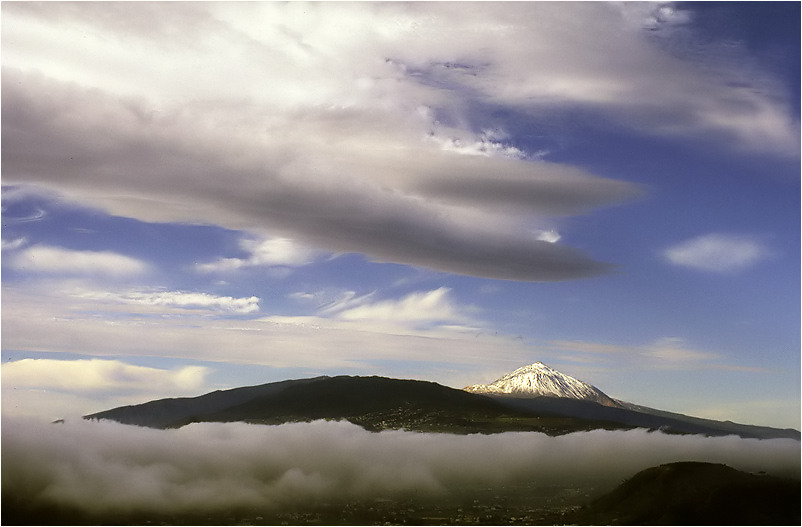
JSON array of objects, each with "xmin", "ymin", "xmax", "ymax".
[{"xmin": 464, "ymin": 362, "xmax": 621, "ymax": 408}]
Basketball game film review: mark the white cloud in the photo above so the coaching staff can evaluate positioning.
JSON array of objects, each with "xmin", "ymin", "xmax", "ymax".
[
  {"xmin": 262, "ymin": 287, "xmax": 490, "ymax": 345},
  {"xmin": 9, "ymin": 245, "xmax": 148, "ymax": 277},
  {"xmin": 617, "ymin": 2, "xmax": 692, "ymax": 32},
  {"xmin": 4, "ymin": 3, "xmax": 725, "ymax": 282},
  {"xmin": 1, "ymin": 358, "xmax": 211, "ymax": 421},
  {"xmin": 427, "ymin": 129, "xmax": 526, "ymax": 159},
  {"xmin": 1, "ymin": 284, "xmax": 522, "ymax": 380},
  {"xmin": 196, "ymin": 237, "xmax": 321, "ymax": 273},
  {"xmin": 316, "ymin": 290, "xmax": 378, "ymax": 315},
  {"xmin": 333, "ymin": 287, "xmax": 469, "ymax": 327},
  {"xmin": 1, "ymin": 237, "xmax": 27, "ymax": 251},
  {"xmin": 663, "ymin": 234, "xmax": 770, "ymax": 272},
  {"xmin": 534, "ymin": 230, "xmax": 561, "ymax": 243},
  {"xmin": 2, "ymin": 358, "xmax": 208, "ymax": 395},
  {"xmin": 3, "ymin": 419, "xmax": 798, "ymax": 517},
  {"xmin": 549, "ymin": 337, "xmax": 742, "ymax": 371},
  {"xmin": 644, "ymin": 337, "xmax": 721, "ymax": 363},
  {"xmin": 281, "ymin": 287, "xmax": 482, "ymax": 335},
  {"xmin": 80, "ymin": 289, "xmax": 261, "ymax": 314}
]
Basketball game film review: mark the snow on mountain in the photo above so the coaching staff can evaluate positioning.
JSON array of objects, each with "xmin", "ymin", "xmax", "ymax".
[{"xmin": 464, "ymin": 362, "xmax": 621, "ymax": 407}]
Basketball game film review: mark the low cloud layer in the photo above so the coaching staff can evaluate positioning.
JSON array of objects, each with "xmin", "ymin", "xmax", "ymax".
[{"xmin": 3, "ymin": 418, "xmax": 798, "ymax": 517}]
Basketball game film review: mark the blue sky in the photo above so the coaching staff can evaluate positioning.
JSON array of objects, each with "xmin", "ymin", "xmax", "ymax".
[{"xmin": 2, "ymin": 2, "xmax": 799, "ymax": 429}]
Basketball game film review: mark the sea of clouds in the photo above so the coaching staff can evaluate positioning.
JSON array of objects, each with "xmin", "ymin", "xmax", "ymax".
[{"xmin": 3, "ymin": 417, "xmax": 799, "ymax": 516}]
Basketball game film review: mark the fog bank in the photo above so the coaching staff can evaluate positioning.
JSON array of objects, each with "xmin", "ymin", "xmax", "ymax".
[{"xmin": 3, "ymin": 418, "xmax": 799, "ymax": 515}]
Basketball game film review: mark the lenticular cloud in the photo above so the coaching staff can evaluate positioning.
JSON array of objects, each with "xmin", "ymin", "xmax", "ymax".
[{"xmin": 2, "ymin": 418, "xmax": 798, "ymax": 515}]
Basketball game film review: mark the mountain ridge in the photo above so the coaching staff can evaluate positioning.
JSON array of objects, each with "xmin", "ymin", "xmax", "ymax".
[
  {"xmin": 84, "ymin": 366, "xmax": 799, "ymax": 440},
  {"xmin": 86, "ymin": 375, "xmax": 629, "ymax": 435},
  {"xmin": 462, "ymin": 362, "xmax": 799, "ymax": 440}
]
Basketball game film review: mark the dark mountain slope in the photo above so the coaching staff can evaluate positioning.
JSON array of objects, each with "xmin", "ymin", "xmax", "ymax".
[
  {"xmin": 201, "ymin": 375, "xmax": 499, "ymax": 421},
  {"xmin": 85, "ymin": 376, "xmax": 328, "ymax": 428},
  {"xmin": 86, "ymin": 375, "xmax": 632, "ymax": 435},
  {"xmin": 182, "ymin": 375, "xmax": 637, "ymax": 434},
  {"xmin": 86, "ymin": 372, "xmax": 799, "ymax": 439},
  {"xmin": 491, "ymin": 395, "xmax": 800, "ymax": 439},
  {"xmin": 570, "ymin": 461, "xmax": 801, "ymax": 525},
  {"xmin": 618, "ymin": 400, "xmax": 801, "ymax": 440}
]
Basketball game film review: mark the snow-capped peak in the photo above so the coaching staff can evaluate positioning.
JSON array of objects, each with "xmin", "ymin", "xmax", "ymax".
[{"xmin": 464, "ymin": 362, "xmax": 620, "ymax": 407}]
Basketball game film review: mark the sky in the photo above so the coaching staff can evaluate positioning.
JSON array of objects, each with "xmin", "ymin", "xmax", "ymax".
[{"xmin": 1, "ymin": 1, "xmax": 799, "ymax": 430}]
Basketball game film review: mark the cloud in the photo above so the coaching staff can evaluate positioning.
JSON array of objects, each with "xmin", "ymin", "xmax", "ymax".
[
  {"xmin": 9, "ymin": 245, "xmax": 148, "ymax": 277},
  {"xmin": 79, "ymin": 288, "xmax": 261, "ymax": 314},
  {"xmin": 0, "ymin": 207, "xmax": 47, "ymax": 224},
  {"xmin": 1, "ymin": 237, "xmax": 27, "ymax": 251},
  {"xmin": 645, "ymin": 337, "xmax": 721, "ymax": 363},
  {"xmin": 427, "ymin": 129, "xmax": 526, "ymax": 159},
  {"xmin": 534, "ymin": 230, "xmax": 561, "ymax": 243},
  {"xmin": 1, "ymin": 358, "xmax": 212, "ymax": 421},
  {"xmin": 663, "ymin": 234, "xmax": 771, "ymax": 272},
  {"xmin": 9, "ymin": 2, "xmax": 745, "ymax": 282},
  {"xmin": 548, "ymin": 337, "xmax": 750, "ymax": 372},
  {"xmin": 265, "ymin": 287, "xmax": 486, "ymax": 339},
  {"xmin": 628, "ymin": 3, "xmax": 692, "ymax": 31},
  {"xmin": 0, "ymin": 71, "xmax": 625, "ymax": 281},
  {"xmin": 1, "ymin": 284, "xmax": 529, "ymax": 378},
  {"xmin": 1, "ymin": 358, "xmax": 208, "ymax": 396},
  {"xmin": 330, "ymin": 288, "xmax": 472, "ymax": 328},
  {"xmin": 196, "ymin": 236, "xmax": 322, "ymax": 273},
  {"xmin": 2, "ymin": 418, "xmax": 798, "ymax": 518}
]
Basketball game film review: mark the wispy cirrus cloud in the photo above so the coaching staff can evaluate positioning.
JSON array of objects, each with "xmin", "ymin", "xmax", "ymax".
[
  {"xmin": 280, "ymin": 287, "xmax": 482, "ymax": 335},
  {"xmin": 662, "ymin": 234, "xmax": 771, "ymax": 272},
  {"xmin": 265, "ymin": 293, "xmax": 485, "ymax": 349},
  {"xmin": 643, "ymin": 337, "xmax": 722, "ymax": 364},
  {"xmin": 547, "ymin": 337, "xmax": 764, "ymax": 373},
  {"xmin": 330, "ymin": 288, "xmax": 473, "ymax": 328},
  {"xmin": 1, "ymin": 284, "xmax": 525, "ymax": 380},
  {"xmin": 1, "ymin": 237, "xmax": 27, "ymax": 251},
  {"xmin": 77, "ymin": 288, "xmax": 261, "ymax": 315}
]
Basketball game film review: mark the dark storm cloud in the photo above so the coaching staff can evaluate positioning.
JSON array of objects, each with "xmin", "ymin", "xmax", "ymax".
[{"xmin": 3, "ymin": 418, "xmax": 798, "ymax": 516}]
